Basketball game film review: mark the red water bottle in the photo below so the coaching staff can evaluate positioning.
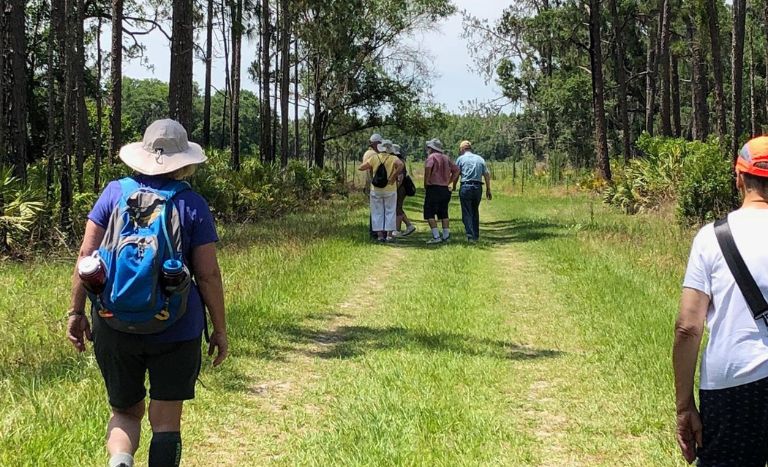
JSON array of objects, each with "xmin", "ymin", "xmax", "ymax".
[{"xmin": 78, "ymin": 252, "xmax": 107, "ymax": 294}]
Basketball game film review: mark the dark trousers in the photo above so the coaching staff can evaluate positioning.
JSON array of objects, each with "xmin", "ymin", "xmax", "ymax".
[
  {"xmin": 459, "ymin": 184, "xmax": 482, "ymax": 240},
  {"xmin": 697, "ymin": 376, "xmax": 768, "ymax": 466}
]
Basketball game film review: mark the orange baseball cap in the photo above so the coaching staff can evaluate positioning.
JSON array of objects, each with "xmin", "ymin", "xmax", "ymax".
[{"xmin": 737, "ymin": 137, "xmax": 768, "ymax": 177}]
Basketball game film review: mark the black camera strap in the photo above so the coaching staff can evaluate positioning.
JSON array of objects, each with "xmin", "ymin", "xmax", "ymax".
[{"xmin": 714, "ymin": 216, "xmax": 768, "ymax": 321}]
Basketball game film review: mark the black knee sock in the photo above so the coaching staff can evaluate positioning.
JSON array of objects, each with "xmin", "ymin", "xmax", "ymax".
[{"xmin": 148, "ymin": 431, "xmax": 182, "ymax": 467}]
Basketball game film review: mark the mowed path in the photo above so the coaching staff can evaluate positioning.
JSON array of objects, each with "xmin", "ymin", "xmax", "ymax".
[{"xmin": 177, "ymin": 192, "xmax": 682, "ymax": 466}]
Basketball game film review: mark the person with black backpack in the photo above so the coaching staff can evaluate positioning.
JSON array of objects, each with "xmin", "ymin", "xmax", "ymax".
[
  {"xmin": 674, "ymin": 136, "xmax": 768, "ymax": 466},
  {"xmin": 66, "ymin": 120, "xmax": 228, "ymax": 467},
  {"xmin": 358, "ymin": 140, "xmax": 404, "ymax": 242},
  {"xmin": 392, "ymin": 144, "xmax": 417, "ymax": 238}
]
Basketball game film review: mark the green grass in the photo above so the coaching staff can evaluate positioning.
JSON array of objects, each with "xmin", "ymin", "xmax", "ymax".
[{"xmin": 0, "ymin": 186, "xmax": 694, "ymax": 465}]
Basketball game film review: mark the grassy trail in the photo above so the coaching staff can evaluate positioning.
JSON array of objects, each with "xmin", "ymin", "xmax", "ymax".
[{"xmin": 1, "ymin": 188, "xmax": 689, "ymax": 465}]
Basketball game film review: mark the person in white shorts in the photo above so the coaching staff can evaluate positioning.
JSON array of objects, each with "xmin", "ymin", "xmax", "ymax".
[
  {"xmin": 674, "ymin": 136, "xmax": 768, "ymax": 466},
  {"xmin": 358, "ymin": 140, "xmax": 404, "ymax": 242}
]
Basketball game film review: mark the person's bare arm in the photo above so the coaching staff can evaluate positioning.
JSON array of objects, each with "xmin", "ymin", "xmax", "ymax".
[
  {"xmin": 452, "ymin": 161, "xmax": 461, "ymax": 191},
  {"xmin": 483, "ymin": 171, "xmax": 492, "ymax": 200},
  {"xmin": 192, "ymin": 242, "xmax": 228, "ymax": 367},
  {"xmin": 67, "ymin": 220, "xmax": 105, "ymax": 352},
  {"xmin": 673, "ymin": 287, "xmax": 709, "ymax": 464},
  {"xmin": 449, "ymin": 161, "xmax": 461, "ymax": 187},
  {"xmin": 359, "ymin": 161, "xmax": 372, "ymax": 171},
  {"xmin": 424, "ymin": 166, "xmax": 432, "ymax": 187},
  {"xmin": 389, "ymin": 159, "xmax": 404, "ymax": 184}
]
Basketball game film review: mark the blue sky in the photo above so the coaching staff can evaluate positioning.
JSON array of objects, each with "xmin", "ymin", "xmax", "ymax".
[{"xmin": 119, "ymin": 0, "xmax": 507, "ymax": 113}]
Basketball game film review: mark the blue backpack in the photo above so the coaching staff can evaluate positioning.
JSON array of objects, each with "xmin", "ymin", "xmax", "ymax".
[{"xmin": 87, "ymin": 177, "xmax": 191, "ymax": 334}]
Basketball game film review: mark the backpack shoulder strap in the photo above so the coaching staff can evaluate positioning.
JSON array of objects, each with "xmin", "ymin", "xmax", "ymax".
[
  {"xmin": 117, "ymin": 177, "xmax": 141, "ymax": 200},
  {"xmin": 714, "ymin": 216, "xmax": 768, "ymax": 320}
]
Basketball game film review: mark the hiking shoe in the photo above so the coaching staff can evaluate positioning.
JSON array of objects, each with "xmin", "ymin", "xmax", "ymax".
[
  {"xmin": 377, "ymin": 237, "xmax": 386, "ymax": 243},
  {"xmin": 426, "ymin": 237, "xmax": 443, "ymax": 245},
  {"xmin": 391, "ymin": 230, "xmax": 403, "ymax": 238},
  {"xmin": 385, "ymin": 236, "xmax": 396, "ymax": 243},
  {"xmin": 442, "ymin": 235, "xmax": 451, "ymax": 243},
  {"xmin": 402, "ymin": 225, "xmax": 417, "ymax": 236}
]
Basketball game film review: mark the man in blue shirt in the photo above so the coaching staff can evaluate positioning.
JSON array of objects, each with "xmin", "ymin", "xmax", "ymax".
[{"xmin": 452, "ymin": 140, "xmax": 492, "ymax": 242}]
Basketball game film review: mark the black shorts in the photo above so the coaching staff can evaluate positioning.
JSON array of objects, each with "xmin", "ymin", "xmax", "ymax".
[
  {"xmin": 92, "ymin": 315, "xmax": 202, "ymax": 409},
  {"xmin": 697, "ymin": 376, "xmax": 768, "ymax": 466},
  {"xmin": 423, "ymin": 185, "xmax": 451, "ymax": 220}
]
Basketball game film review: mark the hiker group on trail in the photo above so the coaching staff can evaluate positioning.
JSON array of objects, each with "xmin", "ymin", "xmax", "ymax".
[
  {"xmin": 358, "ymin": 134, "xmax": 492, "ymax": 244},
  {"xmin": 674, "ymin": 136, "xmax": 768, "ymax": 466},
  {"xmin": 67, "ymin": 120, "xmax": 228, "ymax": 467}
]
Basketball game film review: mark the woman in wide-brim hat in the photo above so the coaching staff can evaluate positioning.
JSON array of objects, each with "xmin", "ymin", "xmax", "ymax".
[{"xmin": 66, "ymin": 119, "xmax": 228, "ymax": 467}]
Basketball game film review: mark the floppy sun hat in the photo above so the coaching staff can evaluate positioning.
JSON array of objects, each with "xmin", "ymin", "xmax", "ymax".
[
  {"xmin": 377, "ymin": 140, "xmax": 394, "ymax": 154},
  {"xmin": 426, "ymin": 139, "xmax": 444, "ymax": 152},
  {"xmin": 737, "ymin": 137, "xmax": 768, "ymax": 178},
  {"xmin": 392, "ymin": 144, "xmax": 402, "ymax": 156},
  {"xmin": 119, "ymin": 119, "xmax": 207, "ymax": 176},
  {"xmin": 370, "ymin": 133, "xmax": 383, "ymax": 144}
]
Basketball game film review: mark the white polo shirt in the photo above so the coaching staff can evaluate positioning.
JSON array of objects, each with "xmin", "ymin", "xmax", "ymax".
[{"xmin": 684, "ymin": 208, "xmax": 768, "ymax": 390}]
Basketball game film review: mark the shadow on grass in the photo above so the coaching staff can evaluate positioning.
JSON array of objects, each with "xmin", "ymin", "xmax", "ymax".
[
  {"xmin": 231, "ymin": 313, "xmax": 564, "ymax": 364},
  {"xmin": 477, "ymin": 219, "xmax": 564, "ymax": 245},
  {"xmin": 301, "ymin": 324, "xmax": 562, "ymax": 361}
]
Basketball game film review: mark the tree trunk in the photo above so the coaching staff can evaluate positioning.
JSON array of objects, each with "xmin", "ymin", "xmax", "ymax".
[
  {"xmin": 272, "ymin": 0, "xmax": 279, "ymax": 165},
  {"xmin": 219, "ymin": 0, "xmax": 229, "ymax": 149},
  {"xmin": 306, "ymin": 79, "xmax": 313, "ymax": 165},
  {"xmin": 230, "ymin": 0, "xmax": 242, "ymax": 171},
  {"xmin": 589, "ymin": 0, "xmax": 611, "ymax": 181},
  {"xmin": 74, "ymin": 0, "xmax": 90, "ymax": 191},
  {"xmin": 644, "ymin": 18, "xmax": 659, "ymax": 135},
  {"xmin": 95, "ymin": 16, "xmax": 104, "ymax": 192},
  {"xmin": 750, "ymin": 32, "xmax": 758, "ymax": 137},
  {"xmin": 46, "ymin": 0, "xmax": 56, "ymax": 201},
  {"xmin": 169, "ymin": 0, "xmax": 195, "ymax": 132},
  {"xmin": 203, "ymin": 0, "xmax": 214, "ymax": 147},
  {"xmin": 272, "ymin": 54, "xmax": 278, "ymax": 164},
  {"xmin": 688, "ymin": 15, "xmax": 709, "ymax": 140},
  {"xmin": 731, "ymin": 0, "xmax": 747, "ymax": 164},
  {"xmin": 280, "ymin": 0, "xmax": 290, "ymax": 167},
  {"xmin": 0, "ymin": 0, "xmax": 6, "ymax": 251},
  {"xmin": 312, "ymin": 107, "xmax": 325, "ymax": 168},
  {"xmin": 764, "ymin": 0, "xmax": 768, "ymax": 133},
  {"xmin": 706, "ymin": 0, "xmax": 727, "ymax": 137},
  {"xmin": 0, "ymin": 0, "xmax": 7, "ymax": 168},
  {"xmin": 110, "ymin": 0, "xmax": 123, "ymax": 161},
  {"xmin": 659, "ymin": 0, "xmax": 672, "ymax": 136},
  {"xmin": 260, "ymin": 0, "xmax": 272, "ymax": 164},
  {"xmin": 294, "ymin": 38, "xmax": 299, "ymax": 159},
  {"xmin": 60, "ymin": 0, "xmax": 74, "ymax": 231},
  {"xmin": 609, "ymin": 0, "xmax": 630, "ymax": 162},
  {"xmin": 9, "ymin": 0, "xmax": 28, "ymax": 182},
  {"xmin": 671, "ymin": 53, "xmax": 681, "ymax": 137}
]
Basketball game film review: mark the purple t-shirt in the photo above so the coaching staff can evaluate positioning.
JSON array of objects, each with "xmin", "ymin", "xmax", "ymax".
[{"xmin": 88, "ymin": 175, "xmax": 219, "ymax": 343}]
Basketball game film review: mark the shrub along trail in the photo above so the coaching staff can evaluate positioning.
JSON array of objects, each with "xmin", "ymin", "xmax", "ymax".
[{"xmin": 1, "ymin": 188, "xmax": 689, "ymax": 465}]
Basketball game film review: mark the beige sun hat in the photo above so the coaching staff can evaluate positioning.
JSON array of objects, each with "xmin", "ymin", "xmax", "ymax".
[
  {"xmin": 370, "ymin": 133, "xmax": 384, "ymax": 144},
  {"xmin": 377, "ymin": 139, "xmax": 394, "ymax": 154},
  {"xmin": 119, "ymin": 119, "xmax": 207, "ymax": 176},
  {"xmin": 392, "ymin": 144, "xmax": 402, "ymax": 156}
]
